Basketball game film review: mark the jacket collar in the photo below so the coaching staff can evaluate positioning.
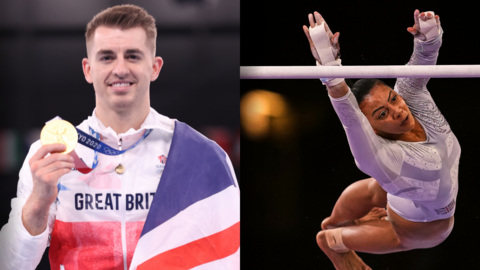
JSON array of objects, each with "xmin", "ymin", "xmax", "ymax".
[{"xmin": 84, "ymin": 107, "xmax": 175, "ymax": 140}]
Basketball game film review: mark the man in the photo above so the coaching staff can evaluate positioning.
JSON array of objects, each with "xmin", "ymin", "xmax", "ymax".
[
  {"xmin": 303, "ymin": 10, "xmax": 458, "ymax": 270},
  {"xmin": 0, "ymin": 5, "xmax": 240, "ymax": 270}
]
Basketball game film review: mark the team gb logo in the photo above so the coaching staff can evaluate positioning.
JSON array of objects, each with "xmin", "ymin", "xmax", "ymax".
[
  {"xmin": 158, "ymin": 155, "xmax": 167, "ymax": 164},
  {"xmin": 157, "ymin": 155, "xmax": 167, "ymax": 174}
]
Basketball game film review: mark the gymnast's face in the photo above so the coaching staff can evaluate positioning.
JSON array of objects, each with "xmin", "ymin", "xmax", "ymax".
[
  {"xmin": 359, "ymin": 84, "xmax": 415, "ymax": 138},
  {"xmin": 82, "ymin": 26, "xmax": 163, "ymax": 114}
]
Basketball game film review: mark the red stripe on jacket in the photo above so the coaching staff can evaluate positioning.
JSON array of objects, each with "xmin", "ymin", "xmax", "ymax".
[{"xmin": 49, "ymin": 220, "xmax": 144, "ymax": 270}]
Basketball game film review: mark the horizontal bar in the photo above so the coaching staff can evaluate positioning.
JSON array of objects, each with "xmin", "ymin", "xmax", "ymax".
[{"xmin": 240, "ymin": 65, "xmax": 480, "ymax": 79}]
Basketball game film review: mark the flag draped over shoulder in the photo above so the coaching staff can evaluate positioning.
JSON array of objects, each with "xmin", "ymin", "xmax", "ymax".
[{"xmin": 129, "ymin": 121, "xmax": 240, "ymax": 270}]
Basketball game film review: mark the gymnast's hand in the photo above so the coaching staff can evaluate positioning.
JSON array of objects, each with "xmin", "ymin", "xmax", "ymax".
[
  {"xmin": 407, "ymin": 9, "xmax": 441, "ymax": 41},
  {"xmin": 21, "ymin": 144, "xmax": 74, "ymax": 236},
  {"xmin": 302, "ymin": 11, "xmax": 340, "ymax": 65},
  {"xmin": 28, "ymin": 144, "xmax": 74, "ymax": 206}
]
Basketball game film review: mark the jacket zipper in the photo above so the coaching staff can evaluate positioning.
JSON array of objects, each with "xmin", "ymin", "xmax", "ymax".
[{"xmin": 119, "ymin": 136, "xmax": 128, "ymax": 270}]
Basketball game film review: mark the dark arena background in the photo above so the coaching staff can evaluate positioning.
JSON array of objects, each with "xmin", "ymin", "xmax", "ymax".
[
  {"xmin": 241, "ymin": 1, "xmax": 479, "ymax": 270},
  {"xmin": 0, "ymin": 0, "xmax": 239, "ymax": 269}
]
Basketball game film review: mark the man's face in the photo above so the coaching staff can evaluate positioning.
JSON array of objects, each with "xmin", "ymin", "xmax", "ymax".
[
  {"xmin": 82, "ymin": 26, "xmax": 163, "ymax": 114},
  {"xmin": 359, "ymin": 84, "xmax": 415, "ymax": 138}
]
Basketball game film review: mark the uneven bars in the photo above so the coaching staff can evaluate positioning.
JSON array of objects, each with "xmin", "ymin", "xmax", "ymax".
[{"xmin": 240, "ymin": 65, "xmax": 480, "ymax": 79}]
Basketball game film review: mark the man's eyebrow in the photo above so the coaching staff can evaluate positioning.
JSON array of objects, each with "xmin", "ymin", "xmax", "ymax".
[
  {"xmin": 372, "ymin": 106, "xmax": 384, "ymax": 117},
  {"xmin": 387, "ymin": 90, "xmax": 392, "ymax": 102},
  {"xmin": 96, "ymin": 49, "xmax": 145, "ymax": 55},
  {"xmin": 126, "ymin": 49, "xmax": 144, "ymax": 55},
  {"xmin": 97, "ymin": 50, "xmax": 115, "ymax": 55}
]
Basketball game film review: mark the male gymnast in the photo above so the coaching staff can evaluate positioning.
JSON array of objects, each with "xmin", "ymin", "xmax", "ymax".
[{"xmin": 0, "ymin": 5, "xmax": 240, "ymax": 270}]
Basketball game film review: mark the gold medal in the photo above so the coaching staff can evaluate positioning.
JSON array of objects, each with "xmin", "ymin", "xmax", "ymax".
[
  {"xmin": 40, "ymin": 120, "xmax": 78, "ymax": 154},
  {"xmin": 115, "ymin": 164, "xmax": 125, "ymax": 174}
]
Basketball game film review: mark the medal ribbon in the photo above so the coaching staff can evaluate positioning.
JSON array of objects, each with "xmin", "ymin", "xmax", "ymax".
[
  {"xmin": 71, "ymin": 128, "xmax": 152, "ymax": 174},
  {"xmin": 76, "ymin": 128, "xmax": 152, "ymax": 155}
]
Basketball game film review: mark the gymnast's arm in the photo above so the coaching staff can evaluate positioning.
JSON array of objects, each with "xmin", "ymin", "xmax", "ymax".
[
  {"xmin": 302, "ymin": 12, "xmax": 349, "ymax": 98},
  {"xmin": 395, "ymin": 10, "xmax": 443, "ymax": 95},
  {"xmin": 303, "ymin": 12, "xmax": 403, "ymax": 187},
  {"xmin": 328, "ymin": 87, "xmax": 404, "ymax": 188},
  {"xmin": 0, "ymin": 142, "xmax": 70, "ymax": 270}
]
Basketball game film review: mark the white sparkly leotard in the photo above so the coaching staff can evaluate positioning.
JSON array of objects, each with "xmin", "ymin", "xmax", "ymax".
[{"xmin": 330, "ymin": 29, "xmax": 461, "ymax": 222}]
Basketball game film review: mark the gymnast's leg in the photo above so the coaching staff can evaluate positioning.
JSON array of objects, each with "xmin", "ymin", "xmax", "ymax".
[
  {"xmin": 316, "ymin": 178, "xmax": 454, "ymax": 270},
  {"xmin": 316, "ymin": 212, "xmax": 399, "ymax": 270},
  {"xmin": 316, "ymin": 178, "xmax": 391, "ymax": 270},
  {"xmin": 321, "ymin": 178, "xmax": 387, "ymax": 230}
]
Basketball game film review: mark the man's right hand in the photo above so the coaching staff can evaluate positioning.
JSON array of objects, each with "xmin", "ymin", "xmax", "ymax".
[
  {"xmin": 302, "ymin": 11, "xmax": 340, "ymax": 65},
  {"xmin": 22, "ymin": 143, "xmax": 74, "ymax": 236},
  {"xmin": 29, "ymin": 143, "xmax": 74, "ymax": 205}
]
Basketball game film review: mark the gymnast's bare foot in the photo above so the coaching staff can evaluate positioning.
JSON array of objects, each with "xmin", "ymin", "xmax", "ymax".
[
  {"xmin": 355, "ymin": 207, "xmax": 387, "ymax": 225},
  {"xmin": 321, "ymin": 207, "xmax": 387, "ymax": 230},
  {"xmin": 322, "ymin": 217, "xmax": 355, "ymax": 230},
  {"xmin": 317, "ymin": 231, "xmax": 372, "ymax": 270}
]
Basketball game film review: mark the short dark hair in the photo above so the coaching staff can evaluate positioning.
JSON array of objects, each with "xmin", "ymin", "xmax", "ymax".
[
  {"xmin": 351, "ymin": 79, "xmax": 387, "ymax": 104},
  {"xmin": 85, "ymin": 5, "xmax": 157, "ymax": 55}
]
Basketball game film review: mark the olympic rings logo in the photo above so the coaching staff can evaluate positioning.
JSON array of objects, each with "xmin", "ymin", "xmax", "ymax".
[{"xmin": 103, "ymin": 148, "xmax": 119, "ymax": 155}]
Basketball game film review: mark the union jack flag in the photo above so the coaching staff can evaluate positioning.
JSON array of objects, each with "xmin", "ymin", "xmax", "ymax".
[{"xmin": 129, "ymin": 121, "xmax": 240, "ymax": 270}]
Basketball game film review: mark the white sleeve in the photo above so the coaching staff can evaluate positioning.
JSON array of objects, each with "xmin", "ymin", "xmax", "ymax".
[
  {"xmin": 395, "ymin": 28, "xmax": 443, "ymax": 99},
  {"xmin": 330, "ymin": 89, "xmax": 405, "ymax": 188},
  {"xmin": 0, "ymin": 141, "xmax": 57, "ymax": 270}
]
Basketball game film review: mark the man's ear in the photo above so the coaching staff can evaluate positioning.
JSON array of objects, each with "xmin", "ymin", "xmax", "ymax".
[
  {"xmin": 150, "ymin": 56, "xmax": 164, "ymax": 81},
  {"xmin": 82, "ymin": 58, "xmax": 93, "ymax": 84}
]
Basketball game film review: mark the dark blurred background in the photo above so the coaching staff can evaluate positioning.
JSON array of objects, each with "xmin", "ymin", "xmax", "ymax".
[
  {"xmin": 0, "ymin": 0, "xmax": 239, "ymax": 269},
  {"xmin": 241, "ymin": 1, "xmax": 479, "ymax": 269}
]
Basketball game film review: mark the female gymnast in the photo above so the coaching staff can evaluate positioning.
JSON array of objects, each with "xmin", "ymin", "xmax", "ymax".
[{"xmin": 303, "ymin": 10, "xmax": 459, "ymax": 270}]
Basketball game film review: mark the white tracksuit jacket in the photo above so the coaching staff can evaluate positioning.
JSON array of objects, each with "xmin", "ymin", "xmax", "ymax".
[{"xmin": 0, "ymin": 108, "xmax": 239, "ymax": 270}]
